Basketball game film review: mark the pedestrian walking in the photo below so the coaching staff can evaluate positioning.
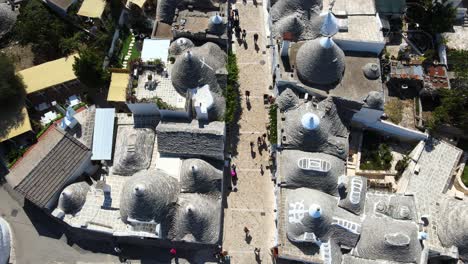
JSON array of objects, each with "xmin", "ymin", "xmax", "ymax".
[
  {"xmin": 242, "ymin": 0, "xmax": 247, "ymax": 5},
  {"xmin": 257, "ymin": 136, "xmax": 262, "ymax": 147},
  {"xmin": 233, "ymin": 8, "xmax": 239, "ymax": 20},
  {"xmin": 244, "ymin": 226, "xmax": 250, "ymax": 234},
  {"xmin": 245, "ymin": 90, "xmax": 250, "ymax": 99},
  {"xmin": 254, "ymin": 247, "xmax": 261, "ymax": 263},
  {"xmin": 254, "ymin": 247, "xmax": 261, "ymax": 255},
  {"xmin": 170, "ymin": 248, "xmax": 177, "ymax": 256},
  {"xmin": 242, "ymin": 29, "xmax": 247, "ymax": 41},
  {"xmin": 260, "ymin": 164, "xmax": 264, "ymax": 175},
  {"xmin": 253, "ymin": 33, "xmax": 259, "ymax": 44}
]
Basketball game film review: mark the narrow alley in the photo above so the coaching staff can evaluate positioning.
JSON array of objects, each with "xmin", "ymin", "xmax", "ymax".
[{"xmin": 222, "ymin": 0, "xmax": 277, "ymax": 263}]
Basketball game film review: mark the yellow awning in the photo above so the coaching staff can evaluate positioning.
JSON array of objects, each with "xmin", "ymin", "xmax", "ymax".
[
  {"xmin": 77, "ymin": 0, "xmax": 106, "ymax": 18},
  {"xmin": 129, "ymin": 0, "xmax": 146, "ymax": 8},
  {"xmin": 107, "ymin": 73, "xmax": 129, "ymax": 102},
  {"xmin": 0, "ymin": 107, "xmax": 32, "ymax": 142},
  {"xmin": 18, "ymin": 55, "xmax": 78, "ymax": 94}
]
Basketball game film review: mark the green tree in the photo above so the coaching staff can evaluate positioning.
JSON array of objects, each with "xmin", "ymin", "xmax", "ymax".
[
  {"xmin": 73, "ymin": 49, "xmax": 109, "ymax": 91},
  {"xmin": 428, "ymin": 88, "xmax": 468, "ymax": 133},
  {"xmin": 13, "ymin": 0, "xmax": 76, "ymax": 61},
  {"xmin": 407, "ymin": 0, "xmax": 456, "ymax": 34},
  {"xmin": 0, "ymin": 54, "xmax": 26, "ymax": 108}
]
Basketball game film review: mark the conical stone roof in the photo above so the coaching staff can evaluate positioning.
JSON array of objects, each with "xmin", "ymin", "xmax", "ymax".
[
  {"xmin": 296, "ymin": 37, "xmax": 345, "ymax": 86},
  {"xmin": 171, "ymin": 43, "xmax": 227, "ymax": 97},
  {"xmin": 58, "ymin": 182, "xmax": 90, "ymax": 215},
  {"xmin": 169, "ymin": 38, "xmax": 195, "ymax": 56},
  {"xmin": 362, "ymin": 63, "xmax": 381, "ymax": 80},
  {"xmin": 281, "ymin": 99, "xmax": 349, "ymax": 160},
  {"xmin": 277, "ymin": 87, "xmax": 300, "ymax": 112},
  {"xmin": 364, "ymin": 91, "xmax": 384, "ymax": 110},
  {"xmin": 120, "ymin": 170, "xmax": 179, "ymax": 222},
  {"xmin": 207, "ymin": 14, "xmax": 225, "ymax": 36},
  {"xmin": 271, "ymin": 0, "xmax": 322, "ymax": 22},
  {"xmin": 168, "ymin": 193, "xmax": 221, "ymax": 244},
  {"xmin": 273, "ymin": 14, "xmax": 304, "ymax": 40},
  {"xmin": 438, "ymin": 198, "xmax": 468, "ymax": 261},
  {"xmin": 180, "ymin": 159, "xmax": 223, "ymax": 193},
  {"xmin": 285, "ymin": 188, "xmax": 337, "ymax": 242}
]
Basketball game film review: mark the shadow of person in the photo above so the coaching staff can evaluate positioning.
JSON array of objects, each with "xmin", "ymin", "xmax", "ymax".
[
  {"xmin": 246, "ymin": 100, "xmax": 252, "ymax": 111},
  {"xmin": 255, "ymin": 43, "xmax": 260, "ymax": 53},
  {"xmin": 243, "ymin": 41, "xmax": 248, "ymax": 50},
  {"xmin": 255, "ymin": 253, "xmax": 261, "ymax": 263},
  {"xmin": 245, "ymin": 234, "xmax": 253, "ymax": 244},
  {"xmin": 250, "ymin": 149, "xmax": 256, "ymax": 159}
]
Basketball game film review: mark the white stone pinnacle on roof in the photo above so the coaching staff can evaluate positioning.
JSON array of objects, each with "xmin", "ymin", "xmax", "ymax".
[
  {"xmin": 301, "ymin": 112, "xmax": 320, "ymax": 130},
  {"xmin": 320, "ymin": 12, "xmax": 339, "ymax": 37},
  {"xmin": 191, "ymin": 165, "xmax": 199, "ymax": 175},
  {"xmin": 134, "ymin": 184, "xmax": 146, "ymax": 196},
  {"xmin": 177, "ymin": 38, "xmax": 187, "ymax": 45},
  {"xmin": 319, "ymin": 37, "xmax": 334, "ymax": 49},
  {"xmin": 309, "ymin": 204, "xmax": 322, "ymax": 218},
  {"xmin": 211, "ymin": 14, "xmax": 223, "ymax": 24}
]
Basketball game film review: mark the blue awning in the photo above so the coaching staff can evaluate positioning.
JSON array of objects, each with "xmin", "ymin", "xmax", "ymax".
[{"xmin": 92, "ymin": 108, "xmax": 116, "ymax": 160}]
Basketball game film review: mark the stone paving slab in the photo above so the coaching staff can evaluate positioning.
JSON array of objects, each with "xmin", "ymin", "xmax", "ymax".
[{"xmin": 223, "ymin": 1, "xmax": 275, "ymax": 263}]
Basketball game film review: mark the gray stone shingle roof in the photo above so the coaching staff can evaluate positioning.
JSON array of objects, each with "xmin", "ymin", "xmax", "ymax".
[
  {"xmin": 112, "ymin": 127, "xmax": 155, "ymax": 176},
  {"xmin": 119, "ymin": 169, "xmax": 179, "ymax": 223},
  {"xmin": 437, "ymin": 197, "xmax": 468, "ymax": 261},
  {"xmin": 296, "ymin": 37, "xmax": 345, "ymax": 87},
  {"xmin": 169, "ymin": 38, "xmax": 195, "ymax": 56},
  {"xmin": 0, "ymin": 3, "xmax": 16, "ymax": 39},
  {"xmin": 171, "ymin": 43, "xmax": 226, "ymax": 97},
  {"xmin": 58, "ymin": 181, "xmax": 90, "ymax": 215},
  {"xmin": 15, "ymin": 131, "xmax": 91, "ymax": 208},
  {"xmin": 280, "ymin": 150, "xmax": 344, "ymax": 196},
  {"xmin": 338, "ymin": 176, "xmax": 367, "ymax": 215},
  {"xmin": 168, "ymin": 193, "xmax": 221, "ymax": 244},
  {"xmin": 156, "ymin": 120, "xmax": 225, "ymax": 160},
  {"xmin": 281, "ymin": 98, "xmax": 349, "ymax": 160},
  {"xmin": 353, "ymin": 216, "xmax": 422, "ymax": 263},
  {"xmin": 180, "ymin": 158, "xmax": 222, "ymax": 193}
]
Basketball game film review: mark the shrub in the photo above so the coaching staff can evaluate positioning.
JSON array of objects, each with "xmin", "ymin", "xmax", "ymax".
[
  {"xmin": 360, "ymin": 143, "xmax": 393, "ymax": 171},
  {"xmin": 151, "ymin": 96, "xmax": 176, "ymax": 110},
  {"xmin": 385, "ymin": 98, "xmax": 404, "ymax": 124},
  {"xmin": 224, "ymin": 52, "xmax": 240, "ymax": 124},
  {"xmin": 268, "ymin": 104, "xmax": 278, "ymax": 144},
  {"xmin": 395, "ymin": 155, "xmax": 410, "ymax": 179}
]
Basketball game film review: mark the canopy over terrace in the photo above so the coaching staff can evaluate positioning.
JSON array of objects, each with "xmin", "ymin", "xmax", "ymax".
[
  {"xmin": 18, "ymin": 55, "xmax": 78, "ymax": 94},
  {"xmin": 77, "ymin": 0, "xmax": 106, "ymax": 18},
  {"xmin": 91, "ymin": 108, "xmax": 116, "ymax": 161},
  {"xmin": 107, "ymin": 73, "xmax": 129, "ymax": 102},
  {"xmin": 0, "ymin": 107, "xmax": 32, "ymax": 142}
]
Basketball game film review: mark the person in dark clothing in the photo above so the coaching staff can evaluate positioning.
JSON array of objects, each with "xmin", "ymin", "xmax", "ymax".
[
  {"xmin": 242, "ymin": 30, "xmax": 247, "ymax": 41},
  {"xmin": 253, "ymin": 33, "xmax": 259, "ymax": 44}
]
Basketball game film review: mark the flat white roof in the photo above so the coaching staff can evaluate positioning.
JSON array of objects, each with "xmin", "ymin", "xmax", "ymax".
[
  {"xmin": 141, "ymin": 39, "xmax": 170, "ymax": 62},
  {"xmin": 92, "ymin": 108, "xmax": 116, "ymax": 160}
]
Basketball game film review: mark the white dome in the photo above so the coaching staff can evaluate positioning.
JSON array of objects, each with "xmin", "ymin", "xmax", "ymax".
[
  {"xmin": 309, "ymin": 204, "xmax": 322, "ymax": 218},
  {"xmin": 301, "ymin": 112, "xmax": 320, "ymax": 130}
]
